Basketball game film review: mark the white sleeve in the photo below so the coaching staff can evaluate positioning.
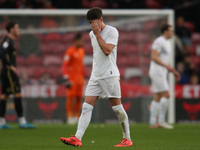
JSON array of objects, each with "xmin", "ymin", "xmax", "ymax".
[
  {"xmin": 151, "ymin": 40, "xmax": 162, "ymax": 52},
  {"xmin": 106, "ymin": 28, "xmax": 119, "ymax": 46}
]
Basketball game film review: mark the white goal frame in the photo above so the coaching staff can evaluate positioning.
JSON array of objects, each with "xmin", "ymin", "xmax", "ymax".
[{"xmin": 0, "ymin": 9, "xmax": 175, "ymax": 123}]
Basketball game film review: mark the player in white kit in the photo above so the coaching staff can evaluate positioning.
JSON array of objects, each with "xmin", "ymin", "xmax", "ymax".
[
  {"xmin": 60, "ymin": 7, "xmax": 132, "ymax": 147},
  {"xmin": 149, "ymin": 25, "xmax": 180, "ymax": 129}
]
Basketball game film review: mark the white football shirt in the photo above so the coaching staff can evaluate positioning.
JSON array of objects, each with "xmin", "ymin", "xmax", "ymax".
[
  {"xmin": 149, "ymin": 36, "xmax": 171, "ymax": 76},
  {"xmin": 89, "ymin": 25, "xmax": 120, "ymax": 80}
]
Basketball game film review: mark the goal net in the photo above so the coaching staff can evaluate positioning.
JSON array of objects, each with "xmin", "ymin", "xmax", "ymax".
[{"xmin": 0, "ymin": 9, "xmax": 174, "ymax": 124}]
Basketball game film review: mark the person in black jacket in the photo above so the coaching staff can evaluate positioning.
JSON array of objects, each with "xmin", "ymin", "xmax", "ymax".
[{"xmin": 0, "ymin": 21, "xmax": 35, "ymax": 129}]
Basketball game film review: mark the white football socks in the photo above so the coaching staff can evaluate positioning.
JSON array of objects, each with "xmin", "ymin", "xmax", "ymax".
[
  {"xmin": 19, "ymin": 116, "xmax": 27, "ymax": 124},
  {"xmin": 158, "ymin": 97, "xmax": 168, "ymax": 123},
  {"xmin": 0, "ymin": 117, "xmax": 6, "ymax": 125},
  {"xmin": 149, "ymin": 100, "xmax": 159, "ymax": 126},
  {"xmin": 75, "ymin": 102, "xmax": 93, "ymax": 140},
  {"xmin": 112, "ymin": 104, "xmax": 131, "ymax": 140}
]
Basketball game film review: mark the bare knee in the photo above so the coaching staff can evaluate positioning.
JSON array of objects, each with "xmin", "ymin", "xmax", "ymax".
[
  {"xmin": 109, "ymin": 98, "xmax": 121, "ymax": 106},
  {"xmin": 85, "ymin": 96, "xmax": 98, "ymax": 106},
  {"xmin": 153, "ymin": 94, "xmax": 161, "ymax": 102},
  {"xmin": 160, "ymin": 91, "xmax": 170, "ymax": 99}
]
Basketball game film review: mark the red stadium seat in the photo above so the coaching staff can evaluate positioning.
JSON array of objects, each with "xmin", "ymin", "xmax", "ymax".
[
  {"xmin": 90, "ymin": 0, "xmax": 108, "ymax": 8},
  {"xmin": 44, "ymin": 33, "xmax": 62, "ymax": 42},
  {"xmin": 184, "ymin": 22, "xmax": 196, "ymax": 32},
  {"xmin": 189, "ymin": 44, "xmax": 198, "ymax": 55},
  {"xmin": 62, "ymin": 33, "xmax": 76, "ymax": 43},
  {"xmin": 32, "ymin": 67, "xmax": 46, "ymax": 79},
  {"xmin": 191, "ymin": 56, "xmax": 200, "ymax": 65},
  {"xmin": 46, "ymin": 67, "xmax": 62, "ymax": 79},
  {"xmin": 83, "ymin": 43, "xmax": 93, "ymax": 55},
  {"xmin": 25, "ymin": 55, "xmax": 42, "ymax": 66},
  {"xmin": 43, "ymin": 55, "xmax": 62, "ymax": 66},
  {"xmin": 143, "ymin": 21, "xmax": 158, "ymax": 31},
  {"xmin": 119, "ymin": 68, "xmax": 125, "ymax": 79},
  {"xmin": 191, "ymin": 33, "xmax": 200, "ymax": 43},
  {"xmin": 16, "ymin": 55, "xmax": 25, "ymax": 66},
  {"xmin": 35, "ymin": 33, "xmax": 44, "ymax": 41},
  {"xmin": 82, "ymin": 32, "xmax": 90, "ymax": 42},
  {"xmin": 145, "ymin": 0, "xmax": 163, "ymax": 9}
]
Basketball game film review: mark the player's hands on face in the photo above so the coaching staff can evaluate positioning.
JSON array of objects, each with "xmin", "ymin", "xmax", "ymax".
[{"xmin": 92, "ymin": 20, "xmax": 101, "ymax": 36}]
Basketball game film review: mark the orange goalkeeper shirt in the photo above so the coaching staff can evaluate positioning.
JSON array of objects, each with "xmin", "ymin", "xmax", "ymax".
[{"xmin": 62, "ymin": 46, "xmax": 85, "ymax": 84}]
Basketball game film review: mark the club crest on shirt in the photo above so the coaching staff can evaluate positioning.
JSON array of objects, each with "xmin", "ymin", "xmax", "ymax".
[{"xmin": 3, "ymin": 41, "xmax": 9, "ymax": 49}]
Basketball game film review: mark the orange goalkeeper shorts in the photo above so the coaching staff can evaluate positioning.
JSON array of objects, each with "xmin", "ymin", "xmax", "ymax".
[{"xmin": 66, "ymin": 82, "xmax": 83, "ymax": 97}]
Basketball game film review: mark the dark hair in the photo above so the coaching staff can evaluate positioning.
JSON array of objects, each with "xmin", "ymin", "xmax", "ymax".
[
  {"xmin": 74, "ymin": 33, "xmax": 82, "ymax": 40},
  {"xmin": 6, "ymin": 21, "xmax": 17, "ymax": 33},
  {"xmin": 161, "ymin": 24, "xmax": 171, "ymax": 34},
  {"xmin": 86, "ymin": 7, "xmax": 103, "ymax": 20}
]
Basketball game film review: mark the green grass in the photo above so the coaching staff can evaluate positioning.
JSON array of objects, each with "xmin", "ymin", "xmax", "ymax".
[{"xmin": 0, "ymin": 124, "xmax": 200, "ymax": 150}]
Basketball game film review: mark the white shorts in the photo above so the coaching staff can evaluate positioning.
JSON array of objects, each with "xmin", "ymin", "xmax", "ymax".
[
  {"xmin": 85, "ymin": 77, "xmax": 121, "ymax": 99},
  {"xmin": 150, "ymin": 74, "xmax": 169, "ymax": 93}
]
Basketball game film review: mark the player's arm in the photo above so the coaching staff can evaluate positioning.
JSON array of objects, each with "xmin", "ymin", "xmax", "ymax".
[
  {"xmin": 151, "ymin": 50, "xmax": 172, "ymax": 70},
  {"xmin": 95, "ymin": 35, "xmax": 114, "ymax": 56},
  {"xmin": 0, "ymin": 42, "xmax": 17, "ymax": 74},
  {"xmin": 62, "ymin": 51, "xmax": 72, "ymax": 88},
  {"xmin": 151, "ymin": 50, "xmax": 180, "ymax": 81},
  {"xmin": 92, "ymin": 20, "xmax": 115, "ymax": 56}
]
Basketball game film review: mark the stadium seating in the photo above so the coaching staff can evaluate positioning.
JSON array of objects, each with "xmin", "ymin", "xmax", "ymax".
[
  {"xmin": 25, "ymin": 55, "xmax": 42, "ymax": 66},
  {"xmin": 15, "ymin": 27, "xmax": 199, "ymax": 85}
]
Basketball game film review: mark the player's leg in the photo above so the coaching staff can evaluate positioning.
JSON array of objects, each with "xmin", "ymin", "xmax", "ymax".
[
  {"xmin": 149, "ymin": 93, "xmax": 160, "ymax": 128},
  {"xmin": 74, "ymin": 83, "xmax": 84, "ymax": 123},
  {"xmin": 65, "ymin": 84, "xmax": 75, "ymax": 124},
  {"xmin": 14, "ymin": 92, "xmax": 35, "ymax": 128},
  {"xmin": 100, "ymin": 77, "xmax": 132, "ymax": 147},
  {"xmin": 74, "ymin": 96, "xmax": 82, "ymax": 123},
  {"xmin": 60, "ymin": 96, "xmax": 98, "ymax": 147},
  {"xmin": 75, "ymin": 96, "xmax": 98, "ymax": 140},
  {"xmin": 0, "ymin": 75, "xmax": 14, "ymax": 129},
  {"xmin": 157, "ymin": 91, "xmax": 173, "ymax": 129},
  {"xmin": 149, "ymin": 74, "xmax": 170, "ymax": 128},
  {"xmin": 60, "ymin": 80, "xmax": 100, "ymax": 147},
  {"xmin": 0, "ymin": 94, "xmax": 12, "ymax": 129},
  {"xmin": 110, "ymin": 98, "xmax": 132, "ymax": 147}
]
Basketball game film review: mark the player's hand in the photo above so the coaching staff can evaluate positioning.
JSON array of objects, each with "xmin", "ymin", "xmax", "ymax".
[
  {"xmin": 63, "ymin": 77, "xmax": 72, "ymax": 89},
  {"xmin": 174, "ymin": 70, "xmax": 181, "ymax": 81},
  {"xmin": 165, "ymin": 65, "xmax": 174, "ymax": 72},
  {"xmin": 7, "ymin": 65, "xmax": 17, "ymax": 74},
  {"xmin": 92, "ymin": 20, "xmax": 101, "ymax": 36}
]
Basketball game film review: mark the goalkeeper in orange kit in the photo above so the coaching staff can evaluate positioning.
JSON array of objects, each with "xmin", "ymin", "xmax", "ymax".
[{"xmin": 62, "ymin": 33, "xmax": 85, "ymax": 124}]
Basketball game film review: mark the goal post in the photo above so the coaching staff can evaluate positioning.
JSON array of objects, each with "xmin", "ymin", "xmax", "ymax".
[{"xmin": 0, "ymin": 9, "xmax": 175, "ymax": 123}]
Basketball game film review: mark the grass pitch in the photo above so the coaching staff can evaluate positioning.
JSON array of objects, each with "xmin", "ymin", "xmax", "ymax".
[{"xmin": 0, "ymin": 123, "xmax": 200, "ymax": 150}]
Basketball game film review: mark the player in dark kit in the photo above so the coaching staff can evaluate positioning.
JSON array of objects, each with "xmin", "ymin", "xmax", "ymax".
[{"xmin": 0, "ymin": 21, "xmax": 35, "ymax": 129}]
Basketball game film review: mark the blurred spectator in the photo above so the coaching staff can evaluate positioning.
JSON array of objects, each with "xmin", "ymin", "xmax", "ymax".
[
  {"xmin": 0, "ymin": 0, "xmax": 8, "ymax": 8},
  {"xmin": 40, "ymin": 16, "xmax": 58, "ymax": 29},
  {"xmin": 175, "ymin": 16, "xmax": 191, "ymax": 52},
  {"xmin": 190, "ymin": 74, "xmax": 199, "ymax": 85},
  {"xmin": 196, "ymin": 43, "xmax": 200, "ymax": 56},
  {"xmin": 43, "ymin": 0, "xmax": 55, "ymax": 9},
  {"xmin": 19, "ymin": 25, "xmax": 40, "ymax": 57},
  {"xmin": 39, "ymin": 73, "xmax": 52, "ymax": 84},
  {"xmin": 183, "ymin": 54, "xmax": 196, "ymax": 76},
  {"xmin": 176, "ymin": 62, "xmax": 189, "ymax": 84},
  {"xmin": 0, "ymin": 0, "xmax": 16, "ymax": 8},
  {"xmin": 20, "ymin": 71, "xmax": 31, "ymax": 85}
]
